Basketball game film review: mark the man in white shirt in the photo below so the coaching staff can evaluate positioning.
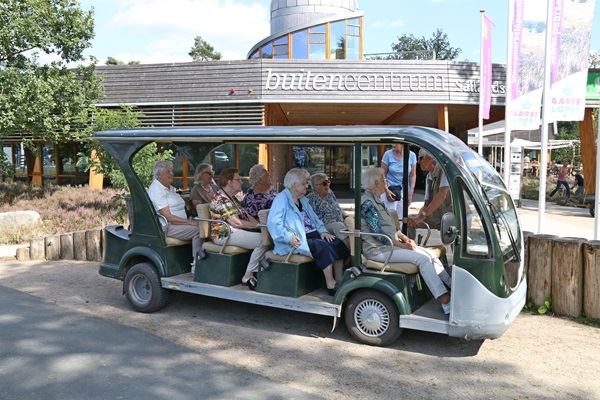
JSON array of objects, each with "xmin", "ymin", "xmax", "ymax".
[{"xmin": 148, "ymin": 161, "xmax": 201, "ymax": 257}]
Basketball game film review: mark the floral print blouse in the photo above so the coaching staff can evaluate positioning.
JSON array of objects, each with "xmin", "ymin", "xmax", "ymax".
[{"xmin": 241, "ymin": 187, "xmax": 277, "ymax": 219}]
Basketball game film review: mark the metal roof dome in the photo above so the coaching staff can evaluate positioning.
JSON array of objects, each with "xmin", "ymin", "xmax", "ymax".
[{"xmin": 270, "ymin": 0, "xmax": 359, "ymax": 35}]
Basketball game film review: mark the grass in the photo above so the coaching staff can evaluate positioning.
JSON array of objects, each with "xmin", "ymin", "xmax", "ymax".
[{"xmin": 0, "ymin": 182, "xmax": 126, "ymax": 245}]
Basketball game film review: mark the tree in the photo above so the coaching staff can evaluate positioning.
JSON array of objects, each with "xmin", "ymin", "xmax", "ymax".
[
  {"xmin": 106, "ymin": 56, "xmax": 140, "ymax": 65},
  {"xmin": 590, "ymin": 51, "xmax": 600, "ymax": 68},
  {"xmin": 76, "ymin": 106, "xmax": 173, "ymax": 190},
  {"xmin": 391, "ymin": 29, "xmax": 462, "ymax": 60},
  {"xmin": 0, "ymin": 0, "xmax": 103, "ymax": 173},
  {"xmin": 189, "ymin": 36, "xmax": 222, "ymax": 62}
]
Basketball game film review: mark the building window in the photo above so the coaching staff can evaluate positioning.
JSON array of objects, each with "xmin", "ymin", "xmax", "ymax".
[
  {"xmin": 347, "ymin": 18, "xmax": 361, "ymax": 60},
  {"xmin": 330, "ymin": 21, "xmax": 346, "ymax": 59},
  {"xmin": 292, "ymin": 30, "xmax": 308, "ymax": 59},
  {"xmin": 261, "ymin": 43, "xmax": 273, "ymax": 59},
  {"xmin": 309, "ymin": 25, "xmax": 326, "ymax": 59},
  {"xmin": 273, "ymin": 36, "xmax": 289, "ymax": 59}
]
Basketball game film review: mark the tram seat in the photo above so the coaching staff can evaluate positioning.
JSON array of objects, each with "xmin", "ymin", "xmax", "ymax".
[
  {"xmin": 192, "ymin": 203, "xmax": 251, "ymax": 286},
  {"xmin": 156, "ymin": 214, "xmax": 191, "ymax": 247},
  {"xmin": 256, "ymin": 209, "xmax": 320, "ymax": 297},
  {"xmin": 196, "ymin": 203, "xmax": 251, "ymax": 255}
]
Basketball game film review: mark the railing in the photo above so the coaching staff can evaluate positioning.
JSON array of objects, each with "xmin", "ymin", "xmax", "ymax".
[{"xmin": 364, "ymin": 50, "xmax": 436, "ymax": 61}]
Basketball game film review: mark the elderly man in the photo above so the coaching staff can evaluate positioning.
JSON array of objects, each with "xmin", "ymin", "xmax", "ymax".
[
  {"xmin": 407, "ymin": 149, "xmax": 452, "ymax": 239},
  {"xmin": 147, "ymin": 160, "xmax": 201, "ymax": 257}
]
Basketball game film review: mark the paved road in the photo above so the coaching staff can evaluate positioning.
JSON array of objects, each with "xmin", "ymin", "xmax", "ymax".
[{"xmin": 0, "ymin": 285, "xmax": 320, "ymax": 400}]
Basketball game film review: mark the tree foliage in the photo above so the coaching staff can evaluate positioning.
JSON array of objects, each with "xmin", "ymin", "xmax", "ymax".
[
  {"xmin": 0, "ymin": 0, "xmax": 103, "ymax": 174},
  {"xmin": 590, "ymin": 51, "xmax": 600, "ymax": 68},
  {"xmin": 391, "ymin": 29, "xmax": 462, "ymax": 60},
  {"xmin": 76, "ymin": 106, "xmax": 173, "ymax": 190},
  {"xmin": 189, "ymin": 36, "xmax": 222, "ymax": 62},
  {"xmin": 105, "ymin": 56, "xmax": 140, "ymax": 65}
]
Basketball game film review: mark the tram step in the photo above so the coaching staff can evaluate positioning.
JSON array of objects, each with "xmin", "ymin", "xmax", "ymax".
[
  {"xmin": 256, "ymin": 260, "xmax": 322, "ymax": 297},
  {"xmin": 193, "ymin": 251, "xmax": 251, "ymax": 287}
]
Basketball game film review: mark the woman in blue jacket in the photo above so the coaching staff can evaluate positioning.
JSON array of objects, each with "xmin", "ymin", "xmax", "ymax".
[{"xmin": 267, "ymin": 168, "xmax": 350, "ymax": 295}]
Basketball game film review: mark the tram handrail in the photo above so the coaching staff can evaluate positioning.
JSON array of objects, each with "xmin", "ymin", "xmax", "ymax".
[
  {"xmin": 192, "ymin": 216, "xmax": 233, "ymax": 254},
  {"xmin": 340, "ymin": 228, "xmax": 393, "ymax": 273}
]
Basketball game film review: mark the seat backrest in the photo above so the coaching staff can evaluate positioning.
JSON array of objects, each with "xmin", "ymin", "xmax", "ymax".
[
  {"xmin": 389, "ymin": 210, "xmax": 400, "ymax": 229},
  {"xmin": 258, "ymin": 209, "xmax": 273, "ymax": 247},
  {"xmin": 196, "ymin": 203, "xmax": 212, "ymax": 239}
]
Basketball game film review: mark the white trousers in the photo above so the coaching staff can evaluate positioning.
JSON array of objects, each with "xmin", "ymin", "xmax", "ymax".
[
  {"xmin": 371, "ymin": 246, "xmax": 451, "ymax": 299},
  {"xmin": 214, "ymin": 228, "xmax": 267, "ymax": 273}
]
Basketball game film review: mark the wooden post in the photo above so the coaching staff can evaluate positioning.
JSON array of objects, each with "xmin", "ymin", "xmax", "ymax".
[
  {"xmin": 527, "ymin": 234, "xmax": 557, "ymax": 307},
  {"xmin": 88, "ymin": 149, "xmax": 104, "ymax": 191},
  {"xmin": 578, "ymin": 108, "xmax": 596, "ymax": 195},
  {"xmin": 437, "ymin": 104, "xmax": 449, "ymax": 133},
  {"xmin": 86, "ymin": 228, "xmax": 102, "ymax": 262},
  {"xmin": 44, "ymin": 235, "xmax": 60, "ymax": 260},
  {"xmin": 60, "ymin": 233, "xmax": 74, "ymax": 260},
  {"xmin": 73, "ymin": 231, "xmax": 87, "ymax": 261},
  {"xmin": 583, "ymin": 240, "xmax": 600, "ymax": 319},
  {"xmin": 551, "ymin": 237, "xmax": 585, "ymax": 318},
  {"xmin": 30, "ymin": 237, "xmax": 45, "ymax": 260},
  {"xmin": 16, "ymin": 247, "xmax": 30, "ymax": 261}
]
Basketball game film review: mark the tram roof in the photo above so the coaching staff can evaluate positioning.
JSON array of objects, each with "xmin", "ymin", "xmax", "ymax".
[{"xmin": 92, "ymin": 125, "xmax": 462, "ymax": 153}]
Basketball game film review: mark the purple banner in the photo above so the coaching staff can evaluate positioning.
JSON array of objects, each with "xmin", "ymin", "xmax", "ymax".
[
  {"xmin": 510, "ymin": 0, "xmax": 524, "ymax": 101},
  {"xmin": 550, "ymin": 0, "xmax": 564, "ymax": 84}
]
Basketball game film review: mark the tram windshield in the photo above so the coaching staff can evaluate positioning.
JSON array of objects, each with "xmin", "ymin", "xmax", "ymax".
[{"xmin": 460, "ymin": 152, "xmax": 522, "ymax": 265}]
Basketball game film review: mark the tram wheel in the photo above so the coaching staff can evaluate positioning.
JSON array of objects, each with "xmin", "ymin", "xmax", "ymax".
[
  {"xmin": 124, "ymin": 262, "xmax": 169, "ymax": 313},
  {"xmin": 344, "ymin": 289, "xmax": 401, "ymax": 346}
]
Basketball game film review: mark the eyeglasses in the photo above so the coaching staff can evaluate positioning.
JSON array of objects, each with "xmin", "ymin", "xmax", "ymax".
[
  {"xmin": 232, "ymin": 178, "xmax": 242, "ymax": 182},
  {"xmin": 320, "ymin": 179, "xmax": 331, "ymax": 186},
  {"xmin": 418, "ymin": 156, "xmax": 425, "ymax": 160},
  {"xmin": 202, "ymin": 171, "xmax": 214, "ymax": 176}
]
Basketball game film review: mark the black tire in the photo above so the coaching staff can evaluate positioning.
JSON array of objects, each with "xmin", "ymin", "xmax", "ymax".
[
  {"xmin": 344, "ymin": 289, "xmax": 402, "ymax": 346},
  {"xmin": 124, "ymin": 262, "xmax": 169, "ymax": 313}
]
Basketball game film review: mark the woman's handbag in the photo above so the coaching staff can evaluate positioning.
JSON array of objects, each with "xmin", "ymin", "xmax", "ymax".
[{"xmin": 388, "ymin": 185, "xmax": 402, "ymax": 201}]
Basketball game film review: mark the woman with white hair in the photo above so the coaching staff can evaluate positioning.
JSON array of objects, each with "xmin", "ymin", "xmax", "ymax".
[
  {"xmin": 241, "ymin": 164, "xmax": 277, "ymax": 219},
  {"xmin": 360, "ymin": 167, "xmax": 452, "ymax": 314},
  {"xmin": 267, "ymin": 168, "xmax": 350, "ymax": 294}
]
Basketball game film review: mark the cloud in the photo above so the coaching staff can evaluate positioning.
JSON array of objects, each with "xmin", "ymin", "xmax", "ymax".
[
  {"xmin": 370, "ymin": 19, "xmax": 404, "ymax": 29},
  {"xmin": 103, "ymin": 0, "xmax": 269, "ymax": 61}
]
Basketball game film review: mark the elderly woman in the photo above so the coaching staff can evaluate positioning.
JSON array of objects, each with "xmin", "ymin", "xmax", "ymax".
[
  {"xmin": 210, "ymin": 167, "xmax": 268, "ymax": 288},
  {"xmin": 190, "ymin": 163, "xmax": 219, "ymax": 209},
  {"xmin": 267, "ymin": 168, "xmax": 350, "ymax": 294},
  {"xmin": 360, "ymin": 167, "xmax": 452, "ymax": 314},
  {"xmin": 147, "ymin": 161, "xmax": 201, "ymax": 258},
  {"xmin": 306, "ymin": 173, "xmax": 350, "ymax": 248},
  {"xmin": 241, "ymin": 164, "xmax": 277, "ymax": 219}
]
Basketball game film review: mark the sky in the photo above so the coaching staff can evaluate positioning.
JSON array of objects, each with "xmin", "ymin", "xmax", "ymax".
[{"xmin": 76, "ymin": 0, "xmax": 600, "ymax": 65}]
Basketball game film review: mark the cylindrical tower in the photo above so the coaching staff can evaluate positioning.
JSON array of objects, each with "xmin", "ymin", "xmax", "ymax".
[{"xmin": 270, "ymin": 0, "xmax": 359, "ymax": 35}]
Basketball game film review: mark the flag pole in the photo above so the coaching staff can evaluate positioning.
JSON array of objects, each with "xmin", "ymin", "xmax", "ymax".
[
  {"xmin": 538, "ymin": 0, "xmax": 554, "ymax": 233},
  {"xmin": 478, "ymin": 9, "xmax": 485, "ymax": 156},
  {"xmin": 504, "ymin": 0, "xmax": 513, "ymax": 186}
]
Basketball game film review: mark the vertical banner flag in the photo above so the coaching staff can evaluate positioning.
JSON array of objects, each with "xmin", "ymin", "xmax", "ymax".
[
  {"xmin": 508, "ymin": 0, "xmax": 546, "ymax": 131},
  {"xmin": 548, "ymin": 0, "xmax": 596, "ymax": 122},
  {"xmin": 480, "ymin": 15, "xmax": 493, "ymax": 120}
]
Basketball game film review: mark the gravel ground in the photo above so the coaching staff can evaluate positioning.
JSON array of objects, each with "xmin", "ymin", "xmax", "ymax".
[{"xmin": 1, "ymin": 260, "xmax": 599, "ymax": 400}]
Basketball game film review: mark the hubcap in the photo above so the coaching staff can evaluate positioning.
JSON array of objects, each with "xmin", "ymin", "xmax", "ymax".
[
  {"xmin": 354, "ymin": 299, "xmax": 390, "ymax": 337},
  {"xmin": 130, "ymin": 275, "xmax": 152, "ymax": 305}
]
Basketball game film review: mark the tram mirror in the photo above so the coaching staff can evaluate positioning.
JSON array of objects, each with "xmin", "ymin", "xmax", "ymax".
[{"xmin": 440, "ymin": 212, "xmax": 457, "ymax": 245}]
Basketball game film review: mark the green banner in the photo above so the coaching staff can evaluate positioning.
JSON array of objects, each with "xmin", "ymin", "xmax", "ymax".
[{"xmin": 587, "ymin": 73, "xmax": 600, "ymax": 100}]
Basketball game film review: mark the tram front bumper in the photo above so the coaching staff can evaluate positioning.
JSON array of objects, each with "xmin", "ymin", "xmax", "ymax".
[{"xmin": 448, "ymin": 265, "xmax": 527, "ymax": 340}]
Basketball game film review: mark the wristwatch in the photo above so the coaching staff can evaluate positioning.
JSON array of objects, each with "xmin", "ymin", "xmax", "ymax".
[{"xmin": 420, "ymin": 210, "xmax": 427, "ymax": 217}]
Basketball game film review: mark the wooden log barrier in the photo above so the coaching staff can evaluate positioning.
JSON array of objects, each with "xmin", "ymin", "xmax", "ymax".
[
  {"xmin": 583, "ymin": 240, "xmax": 600, "ymax": 319},
  {"xmin": 44, "ymin": 235, "xmax": 60, "ymax": 260},
  {"xmin": 551, "ymin": 237, "xmax": 585, "ymax": 318},
  {"xmin": 60, "ymin": 233, "xmax": 74, "ymax": 260},
  {"xmin": 16, "ymin": 247, "xmax": 30, "ymax": 261},
  {"xmin": 30, "ymin": 237, "xmax": 45, "ymax": 260},
  {"xmin": 73, "ymin": 231, "xmax": 87, "ymax": 261},
  {"xmin": 86, "ymin": 228, "xmax": 102, "ymax": 262},
  {"xmin": 527, "ymin": 234, "xmax": 557, "ymax": 307}
]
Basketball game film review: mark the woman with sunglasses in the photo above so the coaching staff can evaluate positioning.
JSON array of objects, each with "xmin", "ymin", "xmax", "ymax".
[
  {"xmin": 190, "ymin": 163, "xmax": 219, "ymax": 210},
  {"xmin": 306, "ymin": 173, "xmax": 350, "ymax": 250},
  {"xmin": 210, "ymin": 168, "xmax": 268, "ymax": 288}
]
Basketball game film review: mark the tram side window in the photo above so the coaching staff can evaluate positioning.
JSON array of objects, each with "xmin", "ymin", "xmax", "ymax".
[{"xmin": 461, "ymin": 184, "xmax": 491, "ymax": 258}]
